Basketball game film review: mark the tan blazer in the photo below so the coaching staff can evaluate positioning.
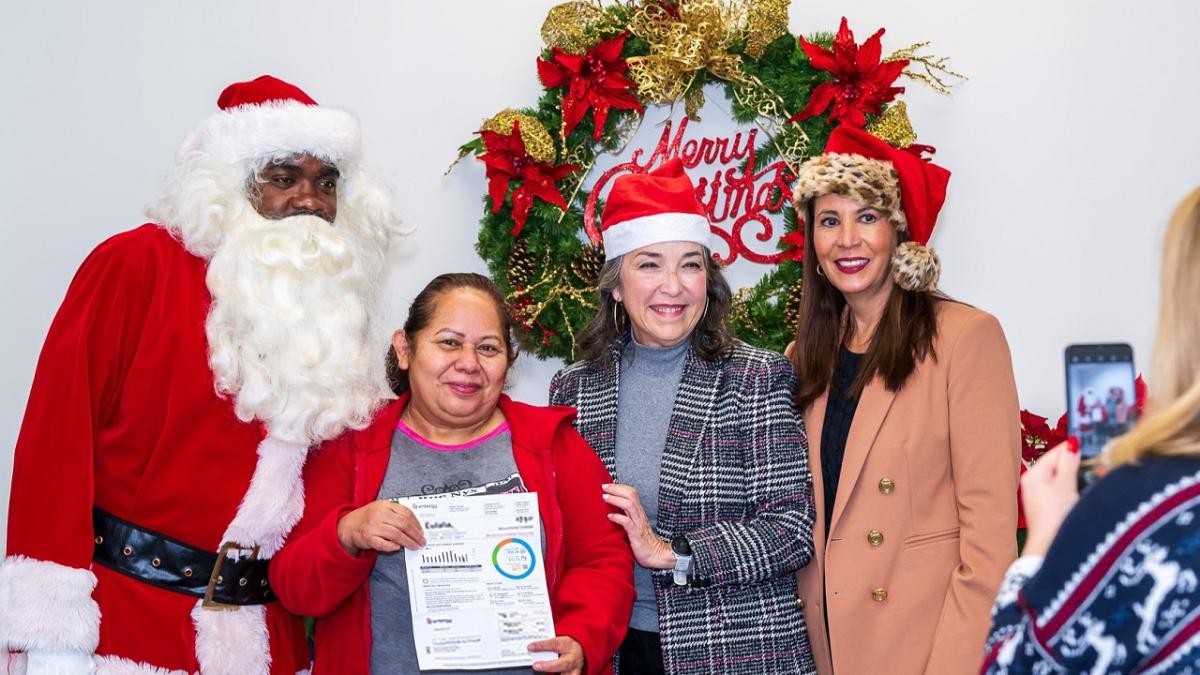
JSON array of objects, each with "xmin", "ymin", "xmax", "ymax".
[{"xmin": 795, "ymin": 301, "xmax": 1021, "ymax": 674}]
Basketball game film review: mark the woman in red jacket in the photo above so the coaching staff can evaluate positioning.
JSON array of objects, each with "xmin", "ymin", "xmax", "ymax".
[{"xmin": 270, "ymin": 273, "xmax": 634, "ymax": 674}]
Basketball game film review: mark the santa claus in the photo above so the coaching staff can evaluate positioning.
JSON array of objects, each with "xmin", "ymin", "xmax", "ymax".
[{"xmin": 0, "ymin": 76, "xmax": 397, "ymax": 674}]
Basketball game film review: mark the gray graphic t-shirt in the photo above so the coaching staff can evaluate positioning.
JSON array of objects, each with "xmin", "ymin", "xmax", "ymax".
[{"xmin": 369, "ymin": 418, "xmax": 533, "ymax": 674}]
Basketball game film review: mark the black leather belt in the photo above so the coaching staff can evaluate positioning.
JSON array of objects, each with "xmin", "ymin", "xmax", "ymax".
[{"xmin": 92, "ymin": 508, "xmax": 276, "ymax": 607}]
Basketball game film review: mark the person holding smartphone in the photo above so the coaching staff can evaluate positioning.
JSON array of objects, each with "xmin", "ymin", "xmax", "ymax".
[
  {"xmin": 787, "ymin": 126, "xmax": 1021, "ymax": 674},
  {"xmin": 981, "ymin": 188, "xmax": 1200, "ymax": 673}
]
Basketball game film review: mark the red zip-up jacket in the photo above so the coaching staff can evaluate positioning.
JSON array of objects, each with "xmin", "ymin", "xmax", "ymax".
[{"xmin": 269, "ymin": 393, "xmax": 634, "ymax": 674}]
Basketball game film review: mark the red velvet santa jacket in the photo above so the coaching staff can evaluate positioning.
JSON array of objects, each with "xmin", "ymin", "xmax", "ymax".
[
  {"xmin": 269, "ymin": 394, "xmax": 635, "ymax": 675},
  {"xmin": 1, "ymin": 225, "xmax": 307, "ymax": 673}
]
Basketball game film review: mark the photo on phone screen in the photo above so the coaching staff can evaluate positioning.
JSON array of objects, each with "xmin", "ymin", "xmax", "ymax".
[{"xmin": 1065, "ymin": 344, "xmax": 1136, "ymax": 461}]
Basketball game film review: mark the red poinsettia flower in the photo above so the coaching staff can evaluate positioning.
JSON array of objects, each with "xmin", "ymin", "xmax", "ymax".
[
  {"xmin": 537, "ymin": 33, "xmax": 644, "ymax": 141},
  {"xmin": 1019, "ymin": 410, "xmax": 1068, "ymax": 464},
  {"xmin": 478, "ymin": 121, "xmax": 579, "ymax": 236},
  {"xmin": 790, "ymin": 17, "xmax": 909, "ymax": 129},
  {"xmin": 1016, "ymin": 411, "xmax": 1067, "ymax": 530},
  {"xmin": 779, "ymin": 230, "xmax": 806, "ymax": 261}
]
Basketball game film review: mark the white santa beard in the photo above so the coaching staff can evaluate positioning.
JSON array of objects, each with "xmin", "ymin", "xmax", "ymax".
[{"xmin": 205, "ymin": 209, "xmax": 385, "ymax": 447}]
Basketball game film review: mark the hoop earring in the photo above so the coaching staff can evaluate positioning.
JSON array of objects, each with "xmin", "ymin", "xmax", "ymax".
[
  {"xmin": 816, "ymin": 264, "xmax": 825, "ymax": 278},
  {"xmin": 612, "ymin": 301, "xmax": 624, "ymax": 329},
  {"xmin": 702, "ymin": 296, "xmax": 710, "ymax": 321}
]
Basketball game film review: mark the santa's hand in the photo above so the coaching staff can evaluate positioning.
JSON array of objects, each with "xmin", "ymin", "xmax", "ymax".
[
  {"xmin": 336, "ymin": 500, "xmax": 425, "ymax": 556},
  {"xmin": 602, "ymin": 483, "xmax": 674, "ymax": 570},
  {"xmin": 529, "ymin": 636, "xmax": 585, "ymax": 674}
]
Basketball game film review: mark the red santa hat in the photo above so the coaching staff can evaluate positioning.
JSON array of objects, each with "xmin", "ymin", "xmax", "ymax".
[
  {"xmin": 793, "ymin": 125, "xmax": 951, "ymax": 292},
  {"xmin": 179, "ymin": 75, "xmax": 361, "ymax": 166},
  {"xmin": 600, "ymin": 158, "xmax": 712, "ymax": 260}
]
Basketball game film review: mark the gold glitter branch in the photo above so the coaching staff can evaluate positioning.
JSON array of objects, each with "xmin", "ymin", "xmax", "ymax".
[
  {"xmin": 866, "ymin": 101, "xmax": 918, "ymax": 149},
  {"xmin": 541, "ymin": 1, "xmax": 619, "ymax": 54},
  {"xmin": 742, "ymin": 0, "xmax": 790, "ymax": 60},
  {"xmin": 885, "ymin": 42, "xmax": 967, "ymax": 96},
  {"xmin": 507, "ymin": 253, "xmax": 597, "ymax": 360}
]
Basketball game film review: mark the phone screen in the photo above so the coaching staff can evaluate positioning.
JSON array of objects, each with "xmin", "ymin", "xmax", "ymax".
[{"xmin": 1065, "ymin": 344, "xmax": 1136, "ymax": 460}]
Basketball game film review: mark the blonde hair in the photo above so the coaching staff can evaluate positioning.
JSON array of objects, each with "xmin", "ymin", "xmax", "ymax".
[{"xmin": 1105, "ymin": 187, "xmax": 1200, "ymax": 465}]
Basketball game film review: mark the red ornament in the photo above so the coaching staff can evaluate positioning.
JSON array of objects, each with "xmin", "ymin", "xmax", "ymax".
[
  {"xmin": 537, "ymin": 33, "xmax": 644, "ymax": 141},
  {"xmin": 478, "ymin": 121, "xmax": 580, "ymax": 236},
  {"xmin": 790, "ymin": 17, "xmax": 909, "ymax": 129}
]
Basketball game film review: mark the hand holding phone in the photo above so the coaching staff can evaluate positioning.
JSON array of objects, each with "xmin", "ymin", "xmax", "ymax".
[{"xmin": 1064, "ymin": 343, "xmax": 1136, "ymax": 487}]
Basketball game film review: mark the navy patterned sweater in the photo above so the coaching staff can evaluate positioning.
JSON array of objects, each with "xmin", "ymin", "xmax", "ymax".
[{"xmin": 982, "ymin": 456, "xmax": 1200, "ymax": 674}]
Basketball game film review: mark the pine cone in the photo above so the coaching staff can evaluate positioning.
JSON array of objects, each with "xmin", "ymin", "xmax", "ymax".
[
  {"xmin": 784, "ymin": 279, "xmax": 804, "ymax": 332},
  {"xmin": 571, "ymin": 243, "xmax": 605, "ymax": 286},
  {"xmin": 508, "ymin": 239, "xmax": 536, "ymax": 290}
]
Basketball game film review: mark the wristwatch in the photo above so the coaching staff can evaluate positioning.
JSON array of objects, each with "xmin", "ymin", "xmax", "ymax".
[{"xmin": 671, "ymin": 535, "xmax": 693, "ymax": 586}]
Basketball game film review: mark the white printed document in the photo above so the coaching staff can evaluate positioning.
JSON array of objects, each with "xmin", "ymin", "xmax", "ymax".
[{"xmin": 398, "ymin": 492, "xmax": 557, "ymax": 670}]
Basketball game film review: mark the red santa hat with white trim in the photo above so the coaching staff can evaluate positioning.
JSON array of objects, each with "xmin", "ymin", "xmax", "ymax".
[
  {"xmin": 178, "ymin": 75, "xmax": 361, "ymax": 166},
  {"xmin": 600, "ymin": 158, "xmax": 712, "ymax": 259}
]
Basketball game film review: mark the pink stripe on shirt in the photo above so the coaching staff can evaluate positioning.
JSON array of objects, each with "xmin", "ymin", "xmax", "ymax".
[{"xmin": 394, "ymin": 417, "xmax": 511, "ymax": 453}]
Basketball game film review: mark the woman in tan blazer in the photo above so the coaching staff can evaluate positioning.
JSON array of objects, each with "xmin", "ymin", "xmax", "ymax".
[{"xmin": 787, "ymin": 126, "xmax": 1021, "ymax": 673}]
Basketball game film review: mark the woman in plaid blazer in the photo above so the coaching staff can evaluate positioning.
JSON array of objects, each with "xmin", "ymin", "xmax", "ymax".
[{"xmin": 549, "ymin": 160, "xmax": 817, "ymax": 674}]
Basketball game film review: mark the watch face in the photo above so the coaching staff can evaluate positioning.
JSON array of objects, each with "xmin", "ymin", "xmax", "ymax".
[{"xmin": 671, "ymin": 536, "xmax": 691, "ymax": 557}]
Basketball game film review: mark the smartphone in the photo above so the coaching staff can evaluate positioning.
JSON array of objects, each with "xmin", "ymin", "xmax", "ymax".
[{"xmin": 1065, "ymin": 343, "xmax": 1136, "ymax": 486}]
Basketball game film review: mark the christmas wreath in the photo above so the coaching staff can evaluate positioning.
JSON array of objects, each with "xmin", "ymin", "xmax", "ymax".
[{"xmin": 456, "ymin": 0, "xmax": 962, "ymax": 360}]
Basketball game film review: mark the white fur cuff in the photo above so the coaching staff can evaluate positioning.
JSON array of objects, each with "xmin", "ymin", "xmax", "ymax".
[
  {"xmin": 0, "ymin": 556, "xmax": 100, "ymax": 653},
  {"xmin": 92, "ymin": 654, "xmax": 189, "ymax": 675}
]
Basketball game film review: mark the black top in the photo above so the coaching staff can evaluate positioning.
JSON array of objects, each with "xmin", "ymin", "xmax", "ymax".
[{"xmin": 820, "ymin": 347, "xmax": 864, "ymax": 534}]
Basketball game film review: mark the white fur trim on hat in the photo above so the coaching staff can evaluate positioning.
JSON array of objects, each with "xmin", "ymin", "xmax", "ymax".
[
  {"xmin": 602, "ymin": 212, "xmax": 712, "ymax": 260},
  {"xmin": 180, "ymin": 99, "xmax": 361, "ymax": 166},
  {"xmin": 0, "ymin": 556, "xmax": 100, "ymax": 654}
]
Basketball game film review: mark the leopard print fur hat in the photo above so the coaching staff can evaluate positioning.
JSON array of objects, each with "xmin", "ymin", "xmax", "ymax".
[{"xmin": 792, "ymin": 126, "xmax": 951, "ymax": 293}]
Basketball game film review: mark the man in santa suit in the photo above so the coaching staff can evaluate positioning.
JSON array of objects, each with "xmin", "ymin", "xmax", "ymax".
[{"xmin": 0, "ymin": 76, "xmax": 397, "ymax": 675}]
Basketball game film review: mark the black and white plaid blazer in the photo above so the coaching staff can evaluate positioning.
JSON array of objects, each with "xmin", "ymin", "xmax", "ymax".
[{"xmin": 550, "ymin": 336, "xmax": 817, "ymax": 674}]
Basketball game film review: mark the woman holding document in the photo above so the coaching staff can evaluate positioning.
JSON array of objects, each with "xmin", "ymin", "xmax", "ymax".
[{"xmin": 270, "ymin": 273, "xmax": 634, "ymax": 675}]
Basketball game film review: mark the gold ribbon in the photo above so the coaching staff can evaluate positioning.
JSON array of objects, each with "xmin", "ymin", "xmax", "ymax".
[{"xmin": 625, "ymin": 0, "xmax": 788, "ymax": 119}]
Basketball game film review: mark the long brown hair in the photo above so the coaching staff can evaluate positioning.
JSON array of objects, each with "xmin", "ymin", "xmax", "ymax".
[
  {"xmin": 576, "ymin": 247, "xmax": 734, "ymax": 363},
  {"xmin": 385, "ymin": 273, "xmax": 519, "ymax": 395},
  {"xmin": 791, "ymin": 200, "xmax": 942, "ymax": 409}
]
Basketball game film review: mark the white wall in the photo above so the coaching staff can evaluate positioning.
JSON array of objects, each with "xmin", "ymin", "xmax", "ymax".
[{"xmin": 2, "ymin": 0, "xmax": 1198, "ymax": 550}]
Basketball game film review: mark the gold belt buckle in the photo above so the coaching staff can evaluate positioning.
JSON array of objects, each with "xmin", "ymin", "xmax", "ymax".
[{"xmin": 202, "ymin": 541, "xmax": 260, "ymax": 611}]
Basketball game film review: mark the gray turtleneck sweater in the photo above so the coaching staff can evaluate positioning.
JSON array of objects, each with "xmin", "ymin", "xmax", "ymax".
[{"xmin": 615, "ymin": 335, "xmax": 688, "ymax": 633}]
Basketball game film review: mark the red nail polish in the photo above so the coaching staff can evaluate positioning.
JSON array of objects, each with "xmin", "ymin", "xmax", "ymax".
[{"xmin": 1067, "ymin": 435, "xmax": 1080, "ymax": 454}]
